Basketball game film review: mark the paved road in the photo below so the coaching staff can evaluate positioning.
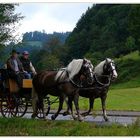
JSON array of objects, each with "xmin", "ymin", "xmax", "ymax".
[
  {"xmin": 23, "ymin": 112, "xmax": 139, "ymax": 126},
  {"xmin": 0, "ymin": 109, "xmax": 139, "ymax": 126}
]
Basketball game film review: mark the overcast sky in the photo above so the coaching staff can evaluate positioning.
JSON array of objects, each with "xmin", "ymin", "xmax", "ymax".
[{"xmin": 15, "ymin": 3, "xmax": 93, "ymax": 36}]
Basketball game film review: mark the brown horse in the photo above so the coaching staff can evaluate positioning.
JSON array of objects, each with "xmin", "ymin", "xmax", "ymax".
[
  {"xmin": 63, "ymin": 58, "xmax": 118, "ymax": 121},
  {"xmin": 31, "ymin": 58, "xmax": 94, "ymax": 121}
]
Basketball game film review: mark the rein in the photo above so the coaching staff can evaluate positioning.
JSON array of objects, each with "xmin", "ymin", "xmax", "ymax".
[{"xmin": 66, "ymin": 69, "xmax": 83, "ymax": 88}]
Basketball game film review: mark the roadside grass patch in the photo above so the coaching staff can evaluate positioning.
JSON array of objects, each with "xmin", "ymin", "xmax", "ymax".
[{"xmin": 0, "ymin": 117, "xmax": 140, "ymax": 136}]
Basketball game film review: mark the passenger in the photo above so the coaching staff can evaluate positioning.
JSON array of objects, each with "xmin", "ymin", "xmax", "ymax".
[
  {"xmin": 20, "ymin": 51, "xmax": 37, "ymax": 79},
  {"xmin": 7, "ymin": 50, "xmax": 24, "ymax": 87}
]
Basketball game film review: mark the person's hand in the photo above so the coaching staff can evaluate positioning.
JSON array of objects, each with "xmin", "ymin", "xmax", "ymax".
[
  {"xmin": 33, "ymin": 72, "xmax": 37, "ymax": 76},
  {"xmin": 23, "ymin": 70, "xmax": 28, "ymax": 73},
  {"xmin": 15, "ymin": 71, "xmax": 19, "ymax": 74}
]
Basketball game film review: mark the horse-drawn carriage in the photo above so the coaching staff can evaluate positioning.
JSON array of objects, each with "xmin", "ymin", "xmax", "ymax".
[
  {"xmin": 0, "ymin": 58, "xmax": 118, "ymax": 121},
  {"xmin": 0, "ymin": 72, "xmax": 51, "ymax": 118}
]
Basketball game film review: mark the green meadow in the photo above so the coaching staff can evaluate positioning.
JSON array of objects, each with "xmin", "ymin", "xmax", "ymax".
[{"xmin": 50, "ymin": 87, "xmax": 140, "ymax": 111}]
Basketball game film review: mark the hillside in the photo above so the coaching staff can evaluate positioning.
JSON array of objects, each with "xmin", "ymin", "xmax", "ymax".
[
  {"xmin": 22, "ymin": 31, "xmax": 70, "ymax": 44},
  {"xmin": 65, "ymin": 4, "xmax": 140, "ymax": 63}
]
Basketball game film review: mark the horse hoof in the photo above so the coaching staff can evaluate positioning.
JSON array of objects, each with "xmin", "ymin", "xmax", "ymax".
[
  {"xmin": 78, "ymin": 116, "xmax": 84, "ymax": 122},
  {"xmin": 104, "ymin": 117, "xmax": 109, "ymax": 122},
  {"xmin": 63, "ymin": 111, "xmax": 70, "ymax": 116},
  {"xmin": 79, "ymin": 119, "xmax": 84, "ymax": 122},
  {"xmin": 72, "ymin": 115, "xmax": 77, "ymax": 120},
  {"xmin": 51, "ymin": 115, "xmax": 56, "ymax": 120}
]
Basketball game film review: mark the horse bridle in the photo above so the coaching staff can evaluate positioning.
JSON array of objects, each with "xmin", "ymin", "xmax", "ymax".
[
  {"xmin": 94, "ymin": 60, "xmax": 116, "ymax": 87},
  {"xmin": 67, "ymin": 60, "xmax": 94, "ymax": 88},
  {"xmin": 104, "ymin": 60, "xmax": 116, "ymax": 78},
  {"xmin": 81, "ymin": 62, "xmax": 94, "ymax": 85}
]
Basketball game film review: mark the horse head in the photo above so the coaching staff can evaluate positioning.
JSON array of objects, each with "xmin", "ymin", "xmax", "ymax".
[
  {"xmin": 103, "ymin": 58, "xmax": 118, "ymax": 81},
  {"xmin": 66, "ymin": 58, "xmax": 94, "ymax": 86},
  {"xmin": 80, "ymin": 58, "xmax": 94, "ymax": 85}
]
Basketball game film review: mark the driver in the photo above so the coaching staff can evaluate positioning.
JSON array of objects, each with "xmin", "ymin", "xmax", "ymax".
[{"xmin": 7, "ymin": 50, "xmax": 24, "ymax": 87}]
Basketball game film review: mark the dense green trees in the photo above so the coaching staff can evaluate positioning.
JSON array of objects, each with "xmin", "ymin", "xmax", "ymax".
[
  {"xmin": 66, "ymin": 4, "xmax": 140, "ymax": 63},
  {"xmin": 128, "ymin": 5, "xmax": 140, "ymax": 53},
  {"xmin": 32, "ymin": 37, "xmax": 68, "ymax": 71}
]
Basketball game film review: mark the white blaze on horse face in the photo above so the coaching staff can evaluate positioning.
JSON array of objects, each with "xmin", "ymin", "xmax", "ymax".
[
  {"xmin": 89, "ymin": 66, "xmax": 93, "ymax": 78},
  {"xmin": 85, "ymin": 62, "xmax": 94, "ymax": 84},
  {"xmin": 111, "ymin": 62, "xmax": 118, "ymax": 79}
]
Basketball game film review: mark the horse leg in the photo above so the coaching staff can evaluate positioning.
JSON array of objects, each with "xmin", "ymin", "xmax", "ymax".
[
  {"xmin": 31, "ymin": 86, "xmax": 38, "ymax": 118},
  {"xmin": 73, "ymin": 93, "xmax": 83, "ymax": 122},
  {"xmin": 101, "ymin": 96, "xmax": 109, "ymax": 121},
  {"xmin": 51, "ymin": 95, "xmax": 64, "ymax": 120},
  {"xmin": 82, "ymin": 98, "xmax": 94, "ymax": 116},
  {"xmin": 63, "ymin": 97, "xmax": 71, "ymax": 116},
  {"xmin": 67, "ymin": 96, "xmax": 77, "ymax": 120},
  {"xmin": 38, "ymin": 98, "xmax": 46, "ymax": 119}
]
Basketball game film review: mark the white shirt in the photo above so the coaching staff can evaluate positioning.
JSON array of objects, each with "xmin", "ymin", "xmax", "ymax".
[{"xmin": 13, "ymin": 59, "xmax": 19, "ymax": 72}]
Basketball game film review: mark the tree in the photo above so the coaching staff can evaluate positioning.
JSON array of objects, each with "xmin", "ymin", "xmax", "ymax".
[
  {"xmin": 42, "ymin": 37, "xmax": 62, "ymax": 53},
  {"xmin": 128, "ymin": 5, "xmax": 140, "ymax": 53},
  {"xmin": 125, "ymin": 36, "xmax": 136, "ymax": 53},
  {"xmin": 0, "ymin": 4, "xmax": 23, "ymax": 47},
  {"xmin": 66, "ymin": 4, "xmax": 133, "ymax": 62}
]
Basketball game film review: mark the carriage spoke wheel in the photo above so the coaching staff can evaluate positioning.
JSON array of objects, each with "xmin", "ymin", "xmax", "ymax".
[
  {"xmin": 37, "ymin": 97, "xmax": 50, "ymax": 119},
  {"xmin": 1, "ymin": 96, "xmax": 17, "ymax": 118},
  {"xmin": 15, "ymin": 98, "xmax": 28, "ymax": 118}
]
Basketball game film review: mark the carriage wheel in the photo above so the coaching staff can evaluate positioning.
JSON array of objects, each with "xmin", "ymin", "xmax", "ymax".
[
  {"xmin": 37, "ymin": 97, "xmax": 50, "ymax": 119},
  {"xmin": 1, "ymin": 95, "xmax": 17, "ymax": 118},
  {"xmin": 15, "ymin": 97, "xmax": 28, "ymax": 118}
]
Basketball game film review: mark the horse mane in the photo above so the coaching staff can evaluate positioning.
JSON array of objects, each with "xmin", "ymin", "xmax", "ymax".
[
  {"xmin": 55, "ymin": 59, "xmax": 84, "ymax": 82},
  {"xmin": 94, "ymin": 60, "xmax": 105, "ymax": 75},
  {"xmin": 94, "ymin": 58, "xmax": 112, "ymax": 76},
  {"xmin": 66, "ymin": 59, "xmax": 83, "ymax": 80},
  {"xmin": 55, "ymin": 68, "xmax": 67, "ymax": 82}
]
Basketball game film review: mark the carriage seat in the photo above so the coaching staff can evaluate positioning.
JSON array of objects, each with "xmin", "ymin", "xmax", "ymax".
[
  {"xmin": 8, "ymin": 79, "xmax": 32, "ymax": 93},
  {"xmin": 22, "ymin": 79, "xmax": 32, "ymax": 88}
]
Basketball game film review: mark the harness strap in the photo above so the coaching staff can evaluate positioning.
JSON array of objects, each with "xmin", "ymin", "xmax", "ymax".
[
  {"xmin": 65, "ymin": 69, "xmax": 83, "ymax": 88},
  {"xmin": 94, "ymin": 74, "xmax": 111, "ymax": 87}
]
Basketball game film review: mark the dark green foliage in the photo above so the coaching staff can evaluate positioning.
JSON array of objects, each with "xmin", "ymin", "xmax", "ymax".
[
  {"xmin": 115, "ymin": 58, "xmax": 140, "ymax": 83},
  {"xmin": 0, "ymin": 4, "xmax": 23, "ymax": 66},
  {"xmin": 33, "ymin": 37, "xmax": 68, "ymax": 71},
  {"xmin": 0, "ymin": 4, "xmax": 23, "ymax": 46},
  {"xmin": 128, "ymin": 5, "xmax": 140, "ymax": 53},
  {"xmin": 66, "ymin": 4, "xmax": 140, "ymax": 62}
]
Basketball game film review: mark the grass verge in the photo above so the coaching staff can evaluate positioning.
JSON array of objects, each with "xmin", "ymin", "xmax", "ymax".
[{"xmin": 0, "ymin": 117, "xmax": 139, "ymax": 136}]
